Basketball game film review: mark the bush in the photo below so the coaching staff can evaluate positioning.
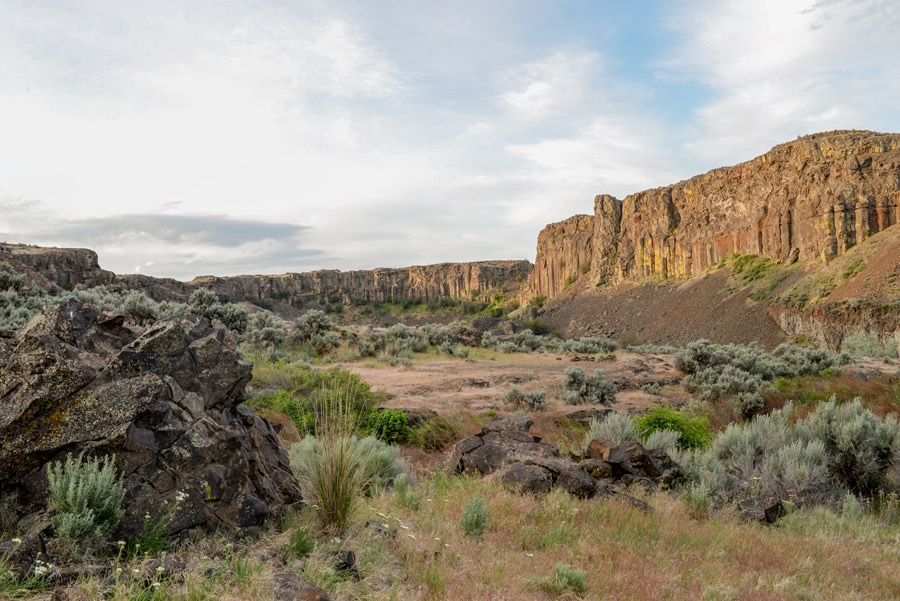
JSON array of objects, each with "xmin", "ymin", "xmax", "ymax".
[
  {"xmin": 841, "ymin": 331, "xmax": 899, "ymax": 359},
  {"xmin": 635, "ymin": 405, "xmax": 711, "ymax": 450},
  {"xmin": 800, "ymin": 397, "xmax": 900, "ymax": 495},
  {"xmin": 537, "ymin": 563, "xmax": 587, "ymax": 595},
  {"xmin": 460, "ymin": 495, "xmax": 488, "ymax": 538},
  {"xmin": 365, "ymin": 409, "xmax": 410, "ymax": 445},
  {"xmin": 563, "ymin": 367, "xmax": 617, "ymax": 406},
  {"xmin": 410, "ymin": 416, "xmax": 461, "ymax": 452},
  {"xmin": 47, "ymin": 453, "xmax": 125, "ymax": 554},
  {"xmin": 502, "ymin": 386, "xmax": 547, "ymax": 411},
  {"xmin": 584, "ymin": 412, "xmax": 638, "ymax": 448}
]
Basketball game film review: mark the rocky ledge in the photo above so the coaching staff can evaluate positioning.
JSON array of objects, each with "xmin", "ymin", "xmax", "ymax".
[
  {"xmin": 450, "ymin": 414, "xmax": 682, "ymax": 508},
  {"xmin": 0, "ymin": 300, "xmax": 300, "ymax": 547}
]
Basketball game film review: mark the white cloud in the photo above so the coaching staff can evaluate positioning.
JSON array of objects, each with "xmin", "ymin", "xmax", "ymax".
[
  {"xmin": 666, "ymin": 0, "xmax": 900, "ymax": 162},
  {"xmin": 501, "ymin": 51, "xmax": 599, "ymax": 119}
]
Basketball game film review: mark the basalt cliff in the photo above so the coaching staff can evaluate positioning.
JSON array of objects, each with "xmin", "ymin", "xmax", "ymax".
[
  {"xmin": 523, "ymin": 130, "xmax": 900, "ymax": 350},
  {"xmin": 524, "ymin": 130, "xmax": 899, "ymax": 301},
  {"xmin": 1, "ymin": 242, "xmax": 530, "ymax": 308}
]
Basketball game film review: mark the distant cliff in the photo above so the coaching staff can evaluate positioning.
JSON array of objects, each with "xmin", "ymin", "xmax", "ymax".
[
  {"xmin": 520, "ymin": 215, "xmax": 593, "ymax": 301},
  {"xmin": 0, "ymin": 243, "xmax": 116, "ymax": 290},
  {"xmin": 0, "ymin": 243, "xmax": 531, "ymax": 308},
  {"xmin": 527, "ymin": 130, "xmax": 900, "ymax": 300}
]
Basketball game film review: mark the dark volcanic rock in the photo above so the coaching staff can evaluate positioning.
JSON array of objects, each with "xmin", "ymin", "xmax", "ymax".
[{"xmin": 0, "ymin": 301, "xmax": 300, "ymax": 539}]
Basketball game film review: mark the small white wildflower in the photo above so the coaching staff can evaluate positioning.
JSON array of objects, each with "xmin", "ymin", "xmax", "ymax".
[
  {"xmin": 444, "ymin": 543, "xmax": 449, "ymax": 547},
  {"xmin": 407, "ymin": 534, "xmax": 417, "ymax": 540},
  {"xmin": 152, "ymin": 582, "xmax": 161, "ymax": 588},
  {"xmin": 33, "ymin": 565, "xmax": 47, "ymax": 575},
  {"xmin": 133, "ymin": 568, "xmax": 141, "ymax": 574},
  {"xmin": 376, "ymin": 511, "xmax": 388, "ymax": 519},
  {"xmin": 144, "ymin": 512, "xmax": 152, "ymax": 520},
  {"xmin": 156, "ymin": 566, "xmax": 165, "ymax": 573},
  {"xmin": 426, "ymin": 499, "xmax": 433, "ymax": 502},
  {"xmin": 526, "ymin": 553, "xmax": 534, "ymax": 557},
  {"xmin": 382, "ymin": 523, "xmax": 389, "ymax": 529},
  {"xmin": 10, "ymin": 538, "xmax": 21, "ymax": 545},
  {"xmin": 400, "ymin": 525, "xmax": 409, "ymax": 530},
  {"xmin": 116, "ymin": 567, "xmax": 123, "ymax": 574},
  {"xmin": 117, "ymin": 540, "xmax": 126, "ymax": 547},
  {"xmin": 175, "ymin": 490, "xmax": 188, "ymax": 503},
  {"xmin": 434, "ymin": 537, "xmax": 441, "ymax": 541}
]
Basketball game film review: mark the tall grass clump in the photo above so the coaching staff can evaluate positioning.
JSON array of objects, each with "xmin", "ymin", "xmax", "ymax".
[
  {"xmin": 536, "ymin": 563, "xmax": 587, "ymax": 596},
  {"xmin": 563, "ymin": 366, "xmax": 617, "ymax": 405},
  {"xmin": 460, "ymin": 495, "xmax": 488, "ymax": 538},
  {"xmin": 288, "ymin": 387, "xmax": 366, "ymax": 533},
  {"xmin": 47, "ymin": 453, "xmax": 125, "ymax": 555}
]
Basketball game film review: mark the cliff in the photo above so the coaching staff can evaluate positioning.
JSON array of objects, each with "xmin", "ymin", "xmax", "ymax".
[
  {"xmin": 180, "ymin": 260, "xmax": 533, "ymax": 307},
  {"xmin": 526, "ymin": 131, "xmax": 900, "ymax": 299},
  {"xmin": 1, "ymin": 243, "xmax": 532, "ymax": 308},
  {"xmin": 520, "ymin": 215, "xmax": 594, "ymax": 301},
  {"xmin": 0, "ymin": 243, "xmax": 116, "ymax": 290}
]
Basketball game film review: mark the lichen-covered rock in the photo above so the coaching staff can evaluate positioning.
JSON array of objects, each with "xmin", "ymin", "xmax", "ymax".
[{"xmin": 0, "ymin": 300, "xmax": 300, "ymax": 539}]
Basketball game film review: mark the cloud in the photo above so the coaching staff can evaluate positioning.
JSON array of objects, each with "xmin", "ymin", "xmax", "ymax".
[
  {"xmin": 501, "ymin": 52, "xmax": 599, "ymax": 119},
  {"xmin": 0, "ymin": 198, "xmax": 323, "ymax": 279},
  {"xmin": 664, "ymin": 0, "xmax": 900, "ymax": 163}
]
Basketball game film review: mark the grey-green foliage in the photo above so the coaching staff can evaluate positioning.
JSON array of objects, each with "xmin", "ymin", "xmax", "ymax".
[
  {"xmin": 502, "ymin": 386, "xmax": 547, "ymax": 411},
  {"xmin": 0, "ymin": 262, "xmax": 47, "ymax": 329},
  {"xmin": 584, "ymin": 412, "xmax": 638, "ymax": 446},
  {"xmin": 480, "ymin": 331, "xmax": 498, "ymax": 348},
  {"xmin": 679, "ymin": 397, "xmax": 900, "ymax": 507},
  {"xmin": 800, "ymin": 397, "xmax": 900, "ymax": 495},
  {"xmin": 545, "ymin": 336, "xmax": 618, "ymax": 354},
  {"xmin": 187, "ymin": 288, "xmax": 250, "ymax": 332},
  {"xmin": 841, "ymin": 331, "xmax": 899, "ymax": 359},
  {"xmin": 677, "ymin": 340, "xmax": 847, "ymax": 418},
  {"xmin": 244, "ymin": 311, "xmax": 288, "ymax": 349},
  {"xmin": 47, "ymin": 453, "xmax": 125, "ymax": 551},
  {"xmin": 296, "ymin": 310, "xmax": 334, "ymax": 341},
  {"xmin": 460, "ymin": 495, "xmax": 488, "ymax": 538},
  {"xmin": 563, "ymin": 366, "xmax": 617, "ymax": 405}
]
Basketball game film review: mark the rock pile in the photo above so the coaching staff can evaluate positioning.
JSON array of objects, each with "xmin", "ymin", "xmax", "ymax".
[
  {"xmin": 0, "ymin": 300, "xmax": 300, "ymax": 542},
  {"xmin": 450, "ymin": 414, "xmax": 682, "ymax": 505}
]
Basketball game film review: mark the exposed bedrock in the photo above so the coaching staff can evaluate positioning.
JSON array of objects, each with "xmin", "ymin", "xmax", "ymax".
[
  {"xmin": 528, "ymin": 130, "xmax": 900, "ymax": 299},
  {"xmin": 0, "ymin": 301, "xmax": 300, "ymax": 540}
]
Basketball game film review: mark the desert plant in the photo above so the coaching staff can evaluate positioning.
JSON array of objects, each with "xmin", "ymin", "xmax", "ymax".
[
  {"xmin": 841, "ymin": 331, "xmax": 899, "ymax": 359},
  {"xmin": 563, "ymin": 366, "xmax": 617, "ymax": 405},
  {"xmin": 635, "ymin": 404, "xmax": 711, "ymax": 450},
  {"xmin": 502, "ymin": 386, "xmax": 548, "ymax": 411},
  {"xmin": 460, "ymin": 495, "xmax": 488, "ymax": 538},
  {"xmin": 47, "ymin": 453, "xmax": 125, "ymax": 555},
  {"xmin": 536, "ymin": 563, "xmax": 587, "ymax": 595},
  {"xmin": 682, "ymin": 484, "xmax": 712, "ymax": 520},
  {"xmin": 410, "ymin": 415, "xmax": 461, "ymax": 452},
  {"xmin": 641, "ymin": 382, "xmax": 663, "ymax": 395},
  {"xmin": 799, "ymin": 397, "xmax": 900, "ymax": 495},
  {"xmin": 366, "ymin": 409, "xmax": 410, "ymax": 445},
  {"xmin": 584, "ymin": 412, "xmax": 638, "ymax": 447},
  {"xmin": 284, "ymin": 527, "xmax": 316, "ymax": 559},
  {"xmin": 642, "ymin": 429, "xmax": 681, "ymax": 453}
]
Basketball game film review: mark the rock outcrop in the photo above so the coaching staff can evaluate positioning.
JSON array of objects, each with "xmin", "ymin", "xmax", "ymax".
[
  {"xmin": 0, "ymin": 301, "xmax": 300, "ymax": 540},
  {"xmin": 0, "ymin": 243, "xmax": 115, "ymax": 291},
  {"xmin": 451, "ymin": 414, "xmax": 682, "ymax": 503},
  {"xmin": 181, "ymin": 260, "xmax": 533, "ymax": 307},
  {"xmin": 527, "ymin": 130, "xmax": 900, "ymax": 301},
  {"xmin": 520, "ymin": 215, "xmax": 593, "ymax": 302}
]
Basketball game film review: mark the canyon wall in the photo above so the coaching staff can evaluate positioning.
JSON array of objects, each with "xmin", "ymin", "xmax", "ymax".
[
  {"xmin": 520, "ymin": 215, "xmax": 594, "ymax": 301},
  {"xmin": 183, "ymin": 260, "xmax": 533, "ymax": 307},
  {"xmin": 0, "ymin": 243, "xmax": 116, "ymax": 290},
  {"xmin": 1, "ymin": 243, "xmax": 531, "ymax": 307},
  {"xmin": 528, "ymin": 130, "xmax": 900, "ymax": 299}
]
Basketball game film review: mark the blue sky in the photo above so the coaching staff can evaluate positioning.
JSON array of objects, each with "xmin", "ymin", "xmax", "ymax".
[{"xmin": 1, "ymin": 0, "xmax": 898, "ymax": 279}]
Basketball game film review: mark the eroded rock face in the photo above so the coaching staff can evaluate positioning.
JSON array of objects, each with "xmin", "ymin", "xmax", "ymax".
[
  {"xmin": 527, "ymin": 130, "xmax": 900, "ymax": 299},
  {"xmin": 0, "ymin": 301, "xmax": 300, "ymax": 539},
  {"xmin": 520, "ymin": 215, "xmax": 594, "ymax": 301},
  {"xmin": 0, "ymin": 243, "xmax": 115, "ymax": 291}
]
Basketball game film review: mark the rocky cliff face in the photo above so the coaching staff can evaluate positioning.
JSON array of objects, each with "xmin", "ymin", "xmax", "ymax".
[
  {"xmin": 185, "ymin": 260, "xmax": 533, "ymax": 307},
  {"xmin": 520, "ymin": 216, "xmax": 593, "ymax": 301},
  {"xmin": 0, "ymin": 243, "xmax": 116, "ymax": 291},
  {"xmin": 528, "ymin": 130, "xmax": 900, "ymax": 299},
  {"xmin": 0, "ymin": 301, "xmax": 300, "ymax": 539}
]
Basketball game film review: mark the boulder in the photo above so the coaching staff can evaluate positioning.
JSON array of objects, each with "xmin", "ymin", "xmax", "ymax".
[{"xmin": 0, "ymin": 301, "xmax": 301, "ymax": 541}]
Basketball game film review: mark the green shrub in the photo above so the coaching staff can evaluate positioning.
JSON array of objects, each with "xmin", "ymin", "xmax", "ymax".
[
  {"xmin": 411, "ymin": 416, "xmax": 461, "ymax": 452},
  {"xmin": 365, "ymin": 409, "xmax": 410, "ymax": 445},
  {"xmin": 460, "ymin": 495, "xmax": 488, "ymax": 538},
  {"xmin": 682, "ymin": 484, "xmax": 712, "ymax": 520},
  {"xmin": 563, "ymin": 367, "xmax": 617, "ymax": 405},
  {"xmin": 537, "ymin": 563, "xmax": 587, "ymax": 595},
  {"xmin": 635, "ymin": 404, "xmax": 711, "ymax": 450},
  {"xmin": 47, "ymin": 453, "xmax": 125, "ymax": 554},
  {"xmin": 520, "ymin": 318, "xmax": 551, "ymax": 336},
  {"xmin": 284, "ymin": 527, "xmax": 316, "ymax": 559},
  {"xmin": 502, "ymin": 386, "xmax": 547, "ymax": 411}
]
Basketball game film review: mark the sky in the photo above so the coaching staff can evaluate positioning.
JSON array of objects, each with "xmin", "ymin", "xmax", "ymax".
[{"xmin": 1, "ymin": 0, "xmax": 898, "ymax": 280}]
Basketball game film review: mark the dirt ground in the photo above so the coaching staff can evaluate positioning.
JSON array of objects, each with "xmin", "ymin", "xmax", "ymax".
[{"xmin": 343, "ymin": 351, "xmax": 691, "ymax": 421}]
